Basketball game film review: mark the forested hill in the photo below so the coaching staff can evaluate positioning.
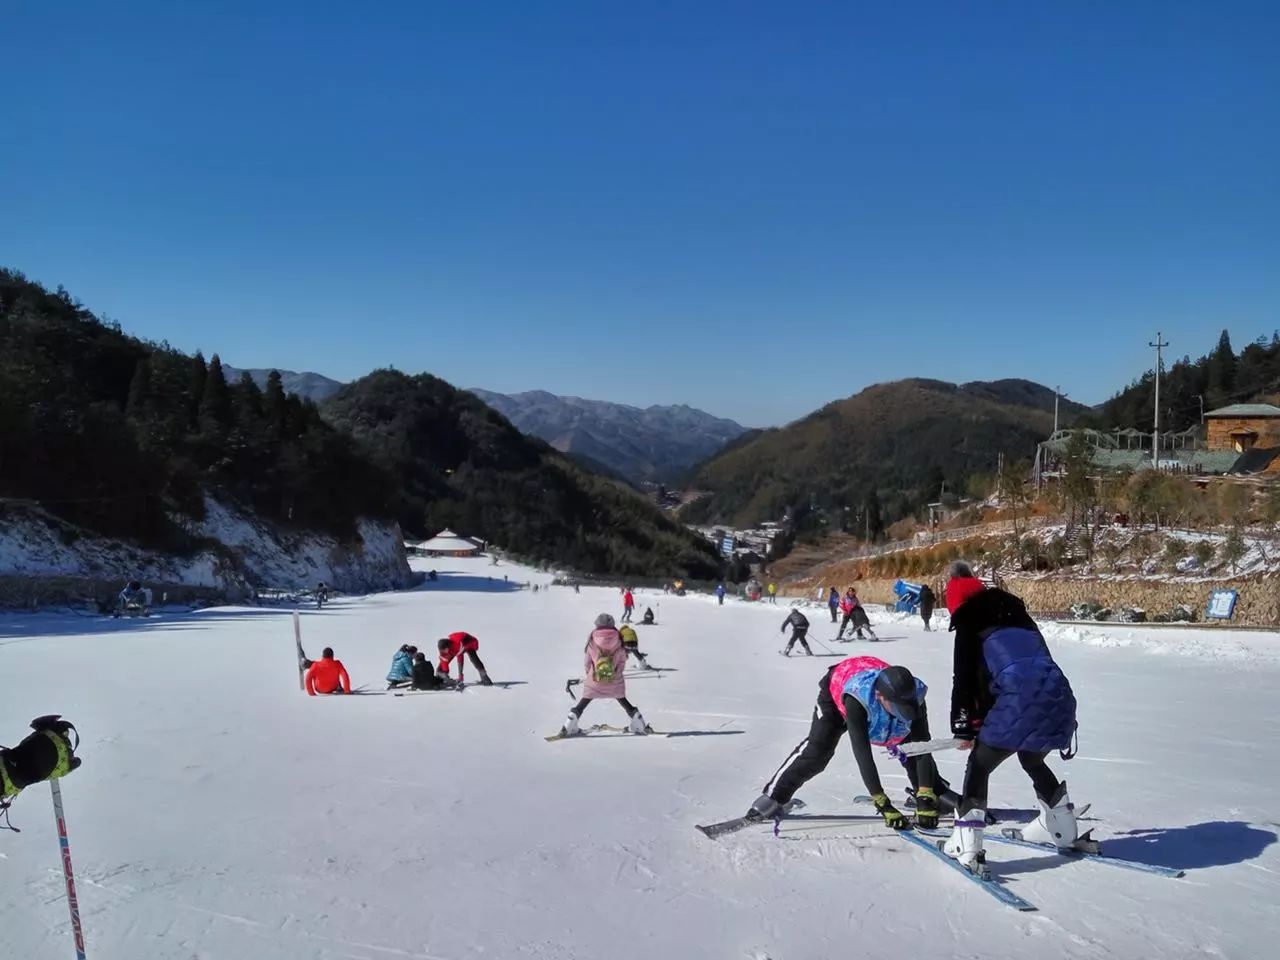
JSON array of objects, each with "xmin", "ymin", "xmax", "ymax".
[
  {"xmin": 1083, "ymin": 329, "xmax": 1280, "ymax": 433},
  {"xmin": 323, "ymin": 371, "xmax": 723, "ymax": 579},
  {"xmin": 682, "ymin": 378, "xmax": 1087, "ymax": 531},
  {"xmin": 0, "ymin": 269, "xmax": 393, "ymax": 546}
]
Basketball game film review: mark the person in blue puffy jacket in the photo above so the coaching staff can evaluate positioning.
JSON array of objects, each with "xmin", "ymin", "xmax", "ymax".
[
  {"xmin": 386, "ymin": 644, "xmax": 417, "ymax": 689},
  {"xmin": 942, "ymin": 562, "xmax": 1079, "ymax": 875}
]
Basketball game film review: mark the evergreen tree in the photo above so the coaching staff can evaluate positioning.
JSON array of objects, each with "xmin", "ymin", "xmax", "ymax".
[
  {"xmin": 264, "ymin": 369, "xmax": 288, "ymax": 438},
  {"xmin": 189, "ymin": 351, "xmax": 208, "ymax": 426},
  {"xmin": 864, "ymin": 489, "xmax": 885, "ymax": 542},
  {"xmin": 125, "ymin": 357, "xmax": 151, "ymax": 418},
  {"xmin": 1205, "ymin": 329, "xmax": 1237, "ymax": 408},
  {"xmin": 199, "ymin": 353, "xmax": 233, "ymax": 433}
]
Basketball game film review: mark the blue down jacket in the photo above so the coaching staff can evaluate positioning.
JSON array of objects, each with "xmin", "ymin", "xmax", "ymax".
[
  {"xmin": 386, "ymin": 650, "xmax": 413, "ymax": 683},
  {"xmin": 950, "ymin": 589, "xmax": 1076, "ymax": 752}
]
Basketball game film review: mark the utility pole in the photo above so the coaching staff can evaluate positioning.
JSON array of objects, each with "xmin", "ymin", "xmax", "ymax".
[
  {"xmin": 1196, "ymin": 394, "xmax": 1205, "ymax": 423},
  {"xmin": 1149, "ymin": 332, "xmax": 1169, "ymax": 469}
]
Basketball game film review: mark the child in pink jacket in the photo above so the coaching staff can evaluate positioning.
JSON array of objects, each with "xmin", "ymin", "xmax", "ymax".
[{"xmin": 559, "ymin": 614, "xmax": 651, "ymax": 736}]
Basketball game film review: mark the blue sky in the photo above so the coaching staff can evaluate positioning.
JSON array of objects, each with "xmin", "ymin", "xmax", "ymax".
[{"xmin": 3, "ymin": 2, "xmax": 1277, "ymax": 427}]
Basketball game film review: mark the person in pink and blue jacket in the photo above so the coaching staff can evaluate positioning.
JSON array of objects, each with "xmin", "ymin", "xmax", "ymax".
[{"xmin": 744, "ymin": 655, "xmax": 947, "ymax": 831}]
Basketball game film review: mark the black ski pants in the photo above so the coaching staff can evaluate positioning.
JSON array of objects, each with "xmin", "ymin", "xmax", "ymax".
[
  {"xmin": 829, "ymin": 604, "xmax": 839, "ymax": 623},
  {"xmin": 957, "ymin": 743, "xmax": 1062, "ymax": 815},
  {"xmin": 624, "ymin": 645, "xmax": 647, "ymax": 663},
  {"xmin": 783, "ymin": 628, "xmax": 812, "ymax": 655},
  {"xmin": 571, "ymin": 696, "xmax": 638, "ymax": 718}
]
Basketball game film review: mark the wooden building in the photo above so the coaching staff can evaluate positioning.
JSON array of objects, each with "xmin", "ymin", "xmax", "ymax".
[{"xmin": 1205, "ymin": 404, "xmax": 1280, "ymax": 453}]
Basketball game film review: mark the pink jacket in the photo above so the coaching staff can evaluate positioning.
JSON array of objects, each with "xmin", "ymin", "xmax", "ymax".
[
  {"xmin": 828, "ymin": 655, "xmax": 890, "ymax": 718},
  {"xmin": 583, "ymin": 627, "xmax": 628, "ymax": 699}
]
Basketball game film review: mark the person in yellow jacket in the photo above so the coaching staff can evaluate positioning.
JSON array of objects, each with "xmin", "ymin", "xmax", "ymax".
[
  {"xmin": 618, "ymin": 623, "xmax": 652, "ymax": 669},
  {"xmin": 767, "ymin": 582, "xmax": 778, "ymax": 604}
]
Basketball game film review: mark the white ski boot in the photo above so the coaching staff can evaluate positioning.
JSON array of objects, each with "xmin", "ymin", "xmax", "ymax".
[
  {"xmin": 942, "ymin": 809, "xmax": 988, "ymax": 876},
  {"xmin": 628, "ymin": 712, "xmax": 652, "ymax": 735},
  {"xmin": 1019, "ymin": 783, "xmax": 1078, "ymax": 848},
  {"xmin": 559, "ymin": 713, "xmax": 581, "ymax": 738},
  {"xmin": 745, "ymin": 794, "xmax": 781, "ymax": 820}
]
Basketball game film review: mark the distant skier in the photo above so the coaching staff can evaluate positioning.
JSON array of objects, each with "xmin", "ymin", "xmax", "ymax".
[
  {"xmin": 316, "ymin": 581, "xmax": 329, "ymax": 609},
  {"xmin": 621, "ymin": 588, "xmax": 635, "ymax": 623},
  {"xmin": 305, "ymin": 647, "xmax": 352, "ymax": 695},
  {"xmin": 619, "ymin": 623, "xmax": 650, "ymax": 668},
  {"xmin": 558, "ymin": 614, "xmax": 651, "ymax": 737},
  {"xmin": 941, "ymin": 563, "xmax": 1079, "ymax": 874},
  {"xmin": 437, "ymin": 632, "xmax": 493, "ymax": 685},
  {"xmin": 386, "ymin": 644, "xmax": 417, "ymax": 688},
  {"xmin": 767, "ymin": 582, "xmax": 778, "ymax": 604},
  {"xmin": 115, "ymin": 579, "xmax": 149, "ymax": 617},
  {"xmin": 715, "ymin": 583, "xmax": 726, "ymax": 606},
  {"xmin": 780, "ymin": 608, "xmax": 813, "ymax": 656},
  {"xmin": 919, "ymin": 583, "xmax": 937, "ymax": 631},
  {"xmin": 827, "ymin": 587, "xmax": 840, "ymax": 623},
  {"xmin": 745, "ymin": 656, "xmax": 943, "ymax": 831},
  {"xmin": 411, "ymin": 652, "xmax": 457, "ymax": 691},
  {"xmin": 836, "ymin": 588, "xmax": 878, "ymax": 641},
  {"xmin": 641, "ymin": 606, "xmax": 656, "ymax": 625}
]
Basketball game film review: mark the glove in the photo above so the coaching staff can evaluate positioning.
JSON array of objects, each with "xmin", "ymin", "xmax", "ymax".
[
  {"xmin": 951, "ymin": 707, "xmax": 981, "ymax": 740},
  {"xmin": 871, "ymin": 792, "xmax": 909, "ymax": 831},
  {"xmin": 914, "ymin": 787, "xmax": 940, "ymax": 829},
  {"xmin": 1, "ymin": 716, "xmax": 81, "ymax": 798}
]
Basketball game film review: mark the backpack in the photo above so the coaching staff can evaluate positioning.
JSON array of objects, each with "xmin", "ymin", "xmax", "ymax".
[{"xmin": 590, "ymin": 641, "xmax": 616, "ymax": 684}]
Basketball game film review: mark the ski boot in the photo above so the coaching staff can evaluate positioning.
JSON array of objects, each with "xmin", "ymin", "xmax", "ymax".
[
  {"xmin": 1019, "ymin": 783, "xmax": 1079, "ymax": 849},
  {"xmin": 745, "ymin": 794, "xmax": 781, "ymax": 821},
  {"xmin": 558, "ymin": 713, "xmax": 581, "ymax": 738},
  {"xmin": 628, "ymin": 712, "xmax": 653, "ymax": 735},
  {"xmin": 479, "ymin": 672, "xmax": 494, "ymax": 687},
  {"xmin": 942, "ymin": 809, "xmax": 989, "ymax": 878}
]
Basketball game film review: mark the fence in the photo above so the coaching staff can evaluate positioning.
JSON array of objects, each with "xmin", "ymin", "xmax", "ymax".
[{"xmin": 835, "ymin": 517, "xmax": 1056, "ymax": 562}]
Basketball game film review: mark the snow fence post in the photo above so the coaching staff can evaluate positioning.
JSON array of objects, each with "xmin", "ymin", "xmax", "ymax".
[{"xmin": 50, "ymin": 779, "xmax": 87, "ymax": 960}]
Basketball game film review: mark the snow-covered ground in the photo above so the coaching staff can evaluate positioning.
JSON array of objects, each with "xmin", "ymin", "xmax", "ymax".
[{"xmin": 3, "ymin": 556, "xmax": 1279, "ymax": 959}]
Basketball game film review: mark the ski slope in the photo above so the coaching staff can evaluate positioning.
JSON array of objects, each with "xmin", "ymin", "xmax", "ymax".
[{"xmin": 3, "ymin": 556, "xmax": 1279, "ymax": 959}]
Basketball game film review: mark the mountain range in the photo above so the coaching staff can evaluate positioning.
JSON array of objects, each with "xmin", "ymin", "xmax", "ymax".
[
  {"xmin": 221, "ymin": 365, "xmax": 344, "ymax": 403},
  {"xmin": 468, "ymin": 389, "xmax": 748, "ymax": 483},
  {"xmin": 682, "ymin": 378, "xmax": 1089, "ymax": 530}
]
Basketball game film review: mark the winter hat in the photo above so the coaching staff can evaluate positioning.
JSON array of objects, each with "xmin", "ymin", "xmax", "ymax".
[
  {"xmin": 945, "ymin": 577, "xmax": 986, "ymax": 616},
  {"xmin": 594, "ymin": 613, "xmax": 616, "ymax": 629}
]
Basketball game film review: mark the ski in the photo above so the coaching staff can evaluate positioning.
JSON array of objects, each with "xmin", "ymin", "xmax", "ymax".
[
  {"xmin": 293, "ymin": 611, "xmax": 307, "ymax": 691},
  {"xmin": 545, "ymin": 723, "xmax": 666, "ymax": 742},
  {"xmin": 394, "ymin": 688, "xmax": 463, "ymax": 697},
  {"xmin": 852, "ymin": 794, "xmax": 1072, "ymax": 825},
  {"xmin": 893, "ymin": 737, "xmax": 963, "ymax": 757},
  {"xmin": 916, "ymin": 828, "xmax": 1183, "ymax": 878},
  {"xmin": 899, "ymin": 830, "xmax": 1036, "ymax": 911},
  {"xmin": 695, "ymin": 800, "xmax": 806, "ymax": 839}
]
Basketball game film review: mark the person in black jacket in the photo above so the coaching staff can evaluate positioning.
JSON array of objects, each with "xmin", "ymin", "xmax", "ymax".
[
  {"xmin": 410, "ymin": 652, "xmax": 457, "ymax": 691},
  {"xmin": 780, "ymin": 608, "xmax": 813, "ymax": 655},
  {"xmin": 942, "ymin": 561, "xmax": 1079, "ymax": 874},
  {"xmin": 918, "ymin": 583, "xmax": 936, "ymax": 631}
]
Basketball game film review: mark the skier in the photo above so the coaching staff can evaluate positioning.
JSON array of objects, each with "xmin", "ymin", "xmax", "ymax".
[
  {"xmin": 621, "ymin": 588, "xmax": 635, "ymax": 623},
  {"xmin": 386, "ymin": 644, "xmax": 417, "ymax": 688},
  {"xmin": 619, "ymin": 623, "xmax": 650, "ymax": 667},
  {"xmin": 558, "ymin": 614, "xmax": 651, "ymax": 737},
  {"xmin": 305, "ymin": 647, "xmax": 352, "ymax": 695},
  {"xmin": 115, "ymin": 579, "xmax": 149, "ymax": 617},
  {"xmin": 767, "ymin": 582, "xmax": 778, "ymax": 604},
  {"xmin": 940, "ymin": 562, "xmax": 1079, "ymax": 873},
  {"xmin": 411, "ymin": 652, "xmax": 457, "ymax": 690},
  {"xmin": 836, "ymin": 588, "xmax": 878, "ymax": 641},
  {"xmin": 828, "ymin": 587, "xmax": 840, "ymax": 623},
  {"xmin": 715, "ymin": 583, "xmax": 726, "ymax": 606},
  {"xmin": 1, "ymin": 716, "xmax": 82, "ymax": 822},
  {"xmin": 919, "ymin": 583, "xmax": 937, "ymax": 631},
  {"xmin": 780, "ymin": 608, "xmax": 813, "ymax": 656},
  {"xmin": 316, "ymin": 581, "xmax": 329, "ymax": 608},
  {"xmin": 745, "ymin": 656, "xmax": 942, "ymax": 831},
  {"xmin": 437, "ymin": 632, "xmax": 493, "ymax": 685},
  {"xmin": 641, "ymin": 606, "xmax": 656, "ymax": 625}
]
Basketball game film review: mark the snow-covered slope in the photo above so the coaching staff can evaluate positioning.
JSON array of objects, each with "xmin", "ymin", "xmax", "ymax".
[
  {"xmin": 0, "ymin": 498, "xmax": 411, "ymax": 596},
  {"xmin": 2, "ymin": 557, "xmax": 1278, "ymax": 958}
]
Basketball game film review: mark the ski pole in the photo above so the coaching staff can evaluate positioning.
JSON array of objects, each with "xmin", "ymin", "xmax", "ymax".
[
  {"xmin": 812, "ymin": 635, "xmax": 837, "ymax": 655},
  {"xmin": 50, "ymin": 779, "xmax": 87, "ymax": 960}
]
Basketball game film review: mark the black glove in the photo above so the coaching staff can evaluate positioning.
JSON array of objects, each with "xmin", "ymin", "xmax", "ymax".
[
  {"xmin": 871, "ymin": 792, "xmax": 909, "ymax": 830},
  {"xmin": 913, "ymin": 787, "xmax": 940, "ymax": 829},
  {"xmin": 1, "ymin": 716, "xmax": 81, "ymax": 798},
  {"xmin": 951, "ymin": 707, "xmax": 980, "ymax": 740}
]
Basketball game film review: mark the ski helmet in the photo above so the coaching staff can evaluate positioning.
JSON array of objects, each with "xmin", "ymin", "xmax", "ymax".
[
  {"xmin": 594, "ymin": 613, "xmax": 616, "ymax": 629},
  {"xmin": 874, "ymin": 666, "xmax": 920, "ymax": 722}
]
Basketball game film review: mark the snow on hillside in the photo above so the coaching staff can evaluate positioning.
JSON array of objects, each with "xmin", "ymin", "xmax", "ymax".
[
  {"xmin": 0, "ymin": 497, "xmax": 411, "ymax": 595},
  {"xmin": 2, "ymin": 556, "xmax": 1278, "ymax": 959}
]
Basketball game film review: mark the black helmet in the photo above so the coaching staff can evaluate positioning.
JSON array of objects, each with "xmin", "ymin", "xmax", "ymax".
[
  {"xmin": 874, "ymin": 666, "xmax": 920, "ymax": 722},
  {"xmin": 129, "ymin": 580, "xmax": 141, "ymax": 591}
]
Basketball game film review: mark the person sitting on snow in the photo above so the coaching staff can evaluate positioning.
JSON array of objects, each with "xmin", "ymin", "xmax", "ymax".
[
  {"xmin": 305, "ymin": 647, "xmax": 352, "ymax": 695},
  {"xmin": 116, "ymin": 579, "xmax": 149, "ymax": 617},
  {"xmin": 386, "ymin": 644, "xmax": 417, "ymax": 688},
  {"xmin": 641, "ymin": 606, "xmax": 656, "ymax": 625},
  {"xmin": 411, "ymin": 652, "xmax": 457, "ymax": 691}
]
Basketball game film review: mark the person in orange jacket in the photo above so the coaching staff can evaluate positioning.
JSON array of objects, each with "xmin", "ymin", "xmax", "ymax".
[
  {"xmin": 305, "ymin": 647, "xmax": 352, "ymax": 695},
  {"xmin": 437, "ymin": 632, "xmax": 493, "ymax": 685}
]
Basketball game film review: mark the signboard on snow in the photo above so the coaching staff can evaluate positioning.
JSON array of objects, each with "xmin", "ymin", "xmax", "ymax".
[
  {"xmin": 720, "ymin": 536, "xmax": 735, "ymax": 558},
  {"xmin": 1206, "ymin": 589, "xmax": 1238, "ymax": 620}
]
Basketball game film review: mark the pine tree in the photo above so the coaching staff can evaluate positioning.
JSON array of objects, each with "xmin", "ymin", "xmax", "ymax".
[
  {"xmin": 865, "ymin": 489, "xmax": 885, "ymax": 542},
  {"xmin": 1205, "ymin": 329, "xmax": 1237, "ymax": 408},
  {"xmin": 264, "ymin": 369, "xmax": 287, "ymax": 438},
  {"xmin": 125, "ymin": 357, "xmax": 151, "ymax": 418},
  {"xmin": 199, "ymin": 353, "xmax": 233, "ymax": 433},
  {"xmin": 189, "ymin": 351, "xmax": 208, "ymax": 427}
]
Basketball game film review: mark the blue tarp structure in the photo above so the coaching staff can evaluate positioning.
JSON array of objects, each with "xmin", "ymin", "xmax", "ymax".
[{"xmin": 893, "ymin": 579, "xmax": 923, "ymax": 613}]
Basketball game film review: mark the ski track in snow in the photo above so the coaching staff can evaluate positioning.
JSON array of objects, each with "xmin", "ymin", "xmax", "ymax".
[{"xmin": 3, "ymin": 557, "xmax": 1279, "ymax": 959}]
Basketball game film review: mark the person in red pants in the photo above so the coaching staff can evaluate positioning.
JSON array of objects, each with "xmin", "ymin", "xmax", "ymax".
[{"xmin": 437, "ymin": 632, "xmax": 493, "ymax": 685}]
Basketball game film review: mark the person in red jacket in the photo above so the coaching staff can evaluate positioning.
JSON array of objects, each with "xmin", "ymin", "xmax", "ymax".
[
  {"xmin": 305, "ymin": 647, "xmax": 352, "ymax": 695},
  {"xmin": 621, "ymin": 588, "xmax": 635, "ymax": 623},
  {"xmin": 437, "ymin": 632, "xmax": 493, "ymax": 685}
]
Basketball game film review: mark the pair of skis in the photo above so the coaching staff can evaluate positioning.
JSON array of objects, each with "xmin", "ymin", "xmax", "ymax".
[{"xmin": 545, "ymin": 723, "xmax": 662, "ymax": 742}]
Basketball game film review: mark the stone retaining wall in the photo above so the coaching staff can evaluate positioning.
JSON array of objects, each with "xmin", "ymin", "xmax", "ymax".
[{"xmin": 0, "ymin": 575, "xmax": 229, "ymax": 611}]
